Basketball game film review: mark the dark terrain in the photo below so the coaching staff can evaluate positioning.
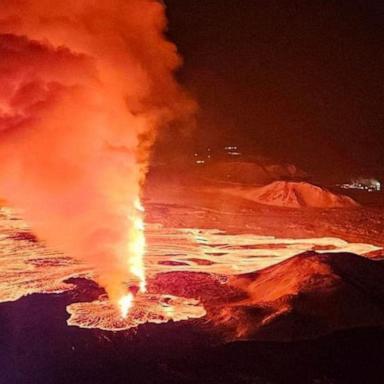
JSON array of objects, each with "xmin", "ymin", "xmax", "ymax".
[{"xmin": 1, "ymin": 288, "xmax": 384, "ymax": 384}]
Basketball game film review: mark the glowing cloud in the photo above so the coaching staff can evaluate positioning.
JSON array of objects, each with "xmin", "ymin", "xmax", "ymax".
[{"xmin": 0, "ymin": 0, "xmax": 194, "ymax": 309}]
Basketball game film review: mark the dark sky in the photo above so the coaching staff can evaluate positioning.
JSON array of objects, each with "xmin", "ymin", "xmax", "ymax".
[{"xmin": 163, "ymin": 0, "xmax": 383, "ymax": 178}]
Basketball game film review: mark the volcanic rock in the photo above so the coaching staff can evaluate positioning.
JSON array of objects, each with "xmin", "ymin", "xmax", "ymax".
[{"xmin": 214, "ymin": 251, "xmax": 384, "ymax": 341}]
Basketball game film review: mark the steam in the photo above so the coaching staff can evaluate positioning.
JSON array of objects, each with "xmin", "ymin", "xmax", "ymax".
[{"xmin": 0, "ymin": 1, "xmax": 194, "ymax": 303}]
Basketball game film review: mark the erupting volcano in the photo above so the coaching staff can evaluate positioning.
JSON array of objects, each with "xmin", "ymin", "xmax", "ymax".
[
  {"xmin": 1, "ymin": 1, "xmax": 384, "ymax": 383},
  {"xmin": 0, "ymin": 0, "xmax": 193, "ymax": 317}
]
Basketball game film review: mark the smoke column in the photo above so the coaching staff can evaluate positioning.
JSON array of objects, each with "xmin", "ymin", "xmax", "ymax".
[{"xmin": 0, "ymin": 1, "xmax": 193, "ymax": 305}]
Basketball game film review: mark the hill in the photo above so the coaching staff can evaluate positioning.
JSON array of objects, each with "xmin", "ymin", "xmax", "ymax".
[
  {"xmin": 214, "ymin": 251, "xmax": 384, "ymax": 340},
  {"xmin": 225, "ymin": 181, "xmax": 359, "ymax": 208}
]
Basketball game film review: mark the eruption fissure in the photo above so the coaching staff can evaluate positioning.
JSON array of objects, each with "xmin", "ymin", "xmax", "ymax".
[{"xmin": 0, "ymin": 0, "xmax": 194, "ymax": 316}]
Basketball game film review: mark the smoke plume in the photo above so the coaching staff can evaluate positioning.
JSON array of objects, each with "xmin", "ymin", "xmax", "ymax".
[{"xmin": 0, "ymin": 0, "xmax": 194, "ymax": 303}]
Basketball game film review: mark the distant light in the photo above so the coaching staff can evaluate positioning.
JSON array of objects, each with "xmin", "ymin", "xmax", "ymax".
[
  {"xmin": 339, "ymin": 178, "xmax": 381, "ymax": 192},
  {"xmin": 196, "ymin": 160, "xmax": 205, "ymax": 164}
]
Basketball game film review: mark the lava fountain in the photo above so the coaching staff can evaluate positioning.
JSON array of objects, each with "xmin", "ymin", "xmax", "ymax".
[
  {"xmin": 118, "ymin": 197, "xmax": 146, "ymax": 318},
  {"xmin": 130, "ymin": 198, "xmax": 147, "ymax": 293},
  {"xmin": 118, "ymin": 293, "xmax": 134, "ymax": 319},
  {"xmin": 0, "ymin": 0, "xmax": 195, "ymax": 314}
]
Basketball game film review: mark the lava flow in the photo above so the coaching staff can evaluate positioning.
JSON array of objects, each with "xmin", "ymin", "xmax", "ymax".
[{"xmin": 0, "ymin": 205, "xmax": 381, "ymax": 331}]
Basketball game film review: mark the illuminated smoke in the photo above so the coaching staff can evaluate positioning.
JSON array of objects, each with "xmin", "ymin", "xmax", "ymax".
[{"xmin": 0, "ymin": 0, "xmax": 194, "ymax": 306}]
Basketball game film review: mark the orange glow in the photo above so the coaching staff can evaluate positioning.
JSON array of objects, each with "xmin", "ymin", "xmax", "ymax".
[
  {"xmin": 68, "ymin": 294, "xmax": 206, "ymax": 331},
  {"xmin": 118, "ymin": 292, "xmax": 134, "ymax": 318},
  {"xmin": 129, "ymin": 197, "xmax": 146, "ymax": 293},
  {"xmin": 0, "ymin": 0, "xmax": 195, "ymax": 317},
  {"xmin": 0, "ymin": 205, "xmax": 381, "ymax": 330},
  {"xmin": 116, "ymin": 197, "xmax": 146, "ymax": 317}
]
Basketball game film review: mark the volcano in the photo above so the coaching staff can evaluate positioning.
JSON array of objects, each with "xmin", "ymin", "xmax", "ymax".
[{"xmin": 224, "ymin": 181, "xmax": 359, "ymax": 208}]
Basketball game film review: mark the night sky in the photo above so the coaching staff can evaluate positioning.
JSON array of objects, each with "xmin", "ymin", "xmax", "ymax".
[{"xmin": 163, "ymin": 0, "xmax": 383, "ymax": 178}]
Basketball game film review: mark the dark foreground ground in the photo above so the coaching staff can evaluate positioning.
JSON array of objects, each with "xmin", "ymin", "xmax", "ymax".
[{"xmin": 1, "ymin": 289, "xmax": 384, "ymax": 384}]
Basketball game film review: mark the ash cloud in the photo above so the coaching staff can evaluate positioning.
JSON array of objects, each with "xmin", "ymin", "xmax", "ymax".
[{"xmin": 0, "ymin": 0, "xmax": 194, "ymax": 302}]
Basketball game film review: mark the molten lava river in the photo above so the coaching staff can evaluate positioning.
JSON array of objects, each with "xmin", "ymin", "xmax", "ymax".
[{"xmin": 0, "ymin": 207, "xmax": 381, "ymax": 331}]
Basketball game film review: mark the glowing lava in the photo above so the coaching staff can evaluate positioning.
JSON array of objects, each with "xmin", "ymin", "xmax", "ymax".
[
  {"xmin": 67, "ymin": 294, "xmax": 206, "ymax": 331},
  {"xmin": 0, "ymin": 207, "xmax": 382, "ymax": 331},
  {"xmin": 118, "ymin": 293, "xmax": 134, "ymax": 319},
  {"xmin": 130, "ymin": 198, "xmax": 147, "ymax": 294},
  {"xmin": 117, "ymin": 197, "xmax": 146, "ymax": 318}
]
